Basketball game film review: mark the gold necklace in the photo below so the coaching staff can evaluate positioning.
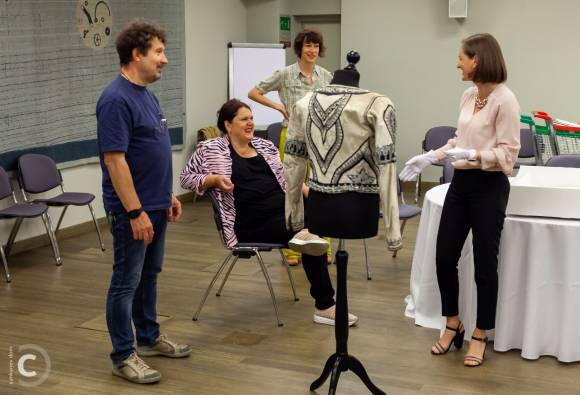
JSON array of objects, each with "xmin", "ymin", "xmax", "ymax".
[
  {"xmin": 232, "ymin": 142, "xmax": 255, "ymax": 158},
  {"xmin": 475, "ymin": 93, "xmax": 488, "ymax": 110}
]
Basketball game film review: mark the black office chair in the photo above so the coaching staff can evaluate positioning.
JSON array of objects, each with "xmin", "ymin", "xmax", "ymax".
[
  {"xmin": 415, "ymin": 126, "xmax": 457, "ymax": 202},
  {"xmin": 0, "ymin": 167, "xmax": 57, "ymax": 282},
  {"xmin": 192, "ymin": 190, "xmax": 299, "ymax": 327}
]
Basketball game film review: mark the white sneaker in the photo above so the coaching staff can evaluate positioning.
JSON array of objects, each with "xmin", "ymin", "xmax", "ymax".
[
  {"xmin": 112, "ymin": 352, "xmax": 161, "ymax": 384},
  {"xmin": 288, "ymin": 229, "xmax": 328, "ymax": 256},
  {"xmin": 313, "ymin": 305, "xmax": 359, "ymax": 327},
  {"xmin": 136, "ymin": 333, "xmax": 192, "ymax": 358}
]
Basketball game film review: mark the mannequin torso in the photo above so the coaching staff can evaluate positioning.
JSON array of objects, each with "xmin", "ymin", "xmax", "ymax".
[{"xmin": 306, "ymin": 52, "xmax": 381, "ymax": 239}]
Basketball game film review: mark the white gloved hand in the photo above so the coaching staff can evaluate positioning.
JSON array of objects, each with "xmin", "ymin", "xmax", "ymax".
[
  {"xmin": 444, "ymin": 147, "xmax": 477, "ymax": 162},
  {"xmin": 399, "ymin": 150, "xmax": 439, "ymax": 181}
]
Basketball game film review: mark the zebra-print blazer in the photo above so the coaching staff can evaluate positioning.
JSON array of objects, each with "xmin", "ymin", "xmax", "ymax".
[{"xmin": 180, "ymin": 136, "xmax": 286, "ymax": 248}]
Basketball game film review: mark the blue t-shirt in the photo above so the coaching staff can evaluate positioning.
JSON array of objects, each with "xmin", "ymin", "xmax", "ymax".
[{"xmin": 96, "ymin": 75, "xmax": 172, "ymax": 213}]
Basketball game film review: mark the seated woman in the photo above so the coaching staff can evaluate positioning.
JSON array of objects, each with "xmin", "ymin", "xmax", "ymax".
[{"xmin": 180, "ymin": 99, "xmax": 357, "ymax": 326}]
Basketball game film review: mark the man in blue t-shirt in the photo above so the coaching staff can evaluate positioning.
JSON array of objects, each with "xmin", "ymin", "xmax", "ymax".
[{"xmin": 96, "ymin": 19, "xmax": 190, "ymax": 384}]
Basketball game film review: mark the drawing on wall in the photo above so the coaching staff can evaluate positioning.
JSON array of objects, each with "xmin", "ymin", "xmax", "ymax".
[
  {"xmin": 0, "ymin": 0, "xmax": 184, "ymax": 171},
  {"xmin": 76, "ymin": 0, "xmax": 113, "ymax": 49}
]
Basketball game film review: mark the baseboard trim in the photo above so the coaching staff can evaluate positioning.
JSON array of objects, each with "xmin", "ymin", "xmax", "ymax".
[{"xmin": 7, "ymin": 192, "xmax": 196, "ymax": 255}]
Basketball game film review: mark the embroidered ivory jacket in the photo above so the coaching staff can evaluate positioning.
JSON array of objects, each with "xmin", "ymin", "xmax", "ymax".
[{"xmin": 283, "ymin": 84, "xmax": 401, "ymax": 248}]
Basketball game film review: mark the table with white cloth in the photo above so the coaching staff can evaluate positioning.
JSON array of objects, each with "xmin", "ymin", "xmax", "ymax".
[{"xmin": 405, "ymin": 183, "xmax": 580, "ymax": 362}]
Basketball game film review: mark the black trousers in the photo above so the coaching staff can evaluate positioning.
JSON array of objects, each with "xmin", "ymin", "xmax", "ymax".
[
  {"xmin": 436, "ymin": 169, "xmax": 510, "ymax": 330},
  {"xmin": 236, "ymin": 213, "xmax": 335, "ymax": 310}
]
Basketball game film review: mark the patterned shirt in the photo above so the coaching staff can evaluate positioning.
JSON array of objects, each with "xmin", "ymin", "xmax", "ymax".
[
  {"xmin": 180, "ymin": 136, "xmax": 285, "ymax": 248},
  {"xmin": 256, "ymin": 62, "xmax": 333, "ymax": 127}
]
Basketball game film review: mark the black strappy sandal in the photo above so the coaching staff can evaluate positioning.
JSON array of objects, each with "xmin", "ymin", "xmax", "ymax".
[
  {"xmin": 431, "ymin": 321, "xmax": 465, "ymax": 355},
  {"xmin": 464, "ymin": 335, "xmax": 488, "ymax": 367}
]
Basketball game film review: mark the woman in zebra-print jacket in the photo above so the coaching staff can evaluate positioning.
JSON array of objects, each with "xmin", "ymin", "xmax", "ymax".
[{"xmin": 179, "ymin": 99, "xmax": 358, "ymax": 326}]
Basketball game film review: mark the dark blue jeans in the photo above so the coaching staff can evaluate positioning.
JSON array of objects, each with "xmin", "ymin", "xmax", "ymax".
[{"xmin": 106, "ymin": 209, "xmax": 168, "ymax": 364}]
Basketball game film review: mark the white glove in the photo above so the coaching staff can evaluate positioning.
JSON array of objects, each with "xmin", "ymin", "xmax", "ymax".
[
  {"xmin": 399, "ymin": 150, "xmax": 439, "ymax": 181},
  {"xmin": 444, "ymin": 147, "xmax": 477, "ymax": 162}
]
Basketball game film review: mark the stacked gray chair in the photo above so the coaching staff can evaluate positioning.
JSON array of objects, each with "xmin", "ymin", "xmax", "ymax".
[
  {"xmin": 192, "ymin": 189, "xmax": 299, "ymax": 327},
  {"xmin": 0, "ymin": 167, "xmax": 56, "ymax": 282},
  {"xmin": 17, "ymin": 154, "xmax": 105, "ymax": 266},
  {"xmin": 545, "ymin": 154, "xmax": 580, "ymax": 168}
]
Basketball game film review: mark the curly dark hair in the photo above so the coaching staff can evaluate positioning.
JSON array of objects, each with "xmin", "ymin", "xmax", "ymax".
[
  {"xmin": 115, "ymin": 19, "xmax": 167, "ymax": 66},
  {"xmin": 293, "ymin": 29, "xmax": 325, "ymax": 58},
  {"xmin": 216, "ymin": 99, "xmax": 252, "ymax": 134}
]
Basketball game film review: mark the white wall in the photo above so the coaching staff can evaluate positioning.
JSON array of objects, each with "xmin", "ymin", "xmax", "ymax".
[
  {"xmin": 245, "ymin": 0, "xmax": 279, "ymax": 43},
  {"xmin": 1, "ymin": 0, "xmax": 247, "ymax": 244},
  {"xmin": 286, "ymin": 0, "xmax": 341, "ymax": 15},
  {"xmin": 180, "ymin": 0, "xmax": 247, "ymax": 183},
  {"xmin": 342, "ymin": 0, "xmax": 580, "ymax": 181}
]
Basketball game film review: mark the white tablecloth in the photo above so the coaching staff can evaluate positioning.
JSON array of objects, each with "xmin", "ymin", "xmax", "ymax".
[{"xmin": 405, "ymin": 183, "xmax": 580, "ymax": 362}]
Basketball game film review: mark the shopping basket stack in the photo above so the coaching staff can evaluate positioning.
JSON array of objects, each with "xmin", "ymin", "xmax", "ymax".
[{"xmin": 520, "ymin": 111, "xmax": 580, "ymax": 165}]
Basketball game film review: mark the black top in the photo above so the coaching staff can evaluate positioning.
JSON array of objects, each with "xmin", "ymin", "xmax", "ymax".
[{"xmin": 230, "ymin": 146, "xmax": 285, "ymax": 234}]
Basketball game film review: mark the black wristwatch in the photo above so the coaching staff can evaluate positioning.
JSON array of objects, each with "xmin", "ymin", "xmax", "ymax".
[{"xmin": 127, "ymin": 207, "xmax": 144, "ymax": 219}]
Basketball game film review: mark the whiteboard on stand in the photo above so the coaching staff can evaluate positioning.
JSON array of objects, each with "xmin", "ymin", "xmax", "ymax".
[{"xmin": 228, "ymin": 43, "xmax": 286, "ymax": 130}]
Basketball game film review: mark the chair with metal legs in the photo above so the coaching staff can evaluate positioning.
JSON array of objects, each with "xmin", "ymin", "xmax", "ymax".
[
  {"xmin": 17, "ymin": 154, "xmax": 105, "ymax": 266},
  {"xmin": 393, "ymin": 177, "xmax": 421, "ymax": 258},
  {"xmin": 192, "ymin": 190, "xmax": 299, "ymax": 327},
  {"xmin": 415, "ymin": 126, "xmax": 457, "ymax": 203},
  {"xmin": 0, "ymin": 167, "xmax": 60, "ymax": 282},
  {"xmin": 361, "ymin": 176, "xmax": 422, "ymax": 277},
  {"xmin": 362, "ymin": 239, "xmax": 371, "ymax": 280}
]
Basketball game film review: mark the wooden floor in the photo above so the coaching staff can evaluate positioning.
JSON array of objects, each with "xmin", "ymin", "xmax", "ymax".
[{"xmin": 1, "ymin": 191, "xmax": 578, "ymax": 395}]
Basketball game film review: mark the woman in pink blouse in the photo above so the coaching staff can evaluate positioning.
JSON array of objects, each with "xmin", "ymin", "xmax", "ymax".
[{"xmin": 400, "ymin": 33, "xmax": 520, "ymax": 367}]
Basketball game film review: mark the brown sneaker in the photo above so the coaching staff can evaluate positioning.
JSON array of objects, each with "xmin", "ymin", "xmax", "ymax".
[
  {"xmin": 136, "ymin": 333, "xmax": 192, "ymax": 358},
  {"xmin": 112, "ymin": 352, "xmax": 161, "ymax": 384},
  {"xmin": 313, "ymin": 305, "xmax": 359, "ymax": 327},
  {"xmin": 288, "ymin": 229, "xmax": 328, "ymax": 256}
]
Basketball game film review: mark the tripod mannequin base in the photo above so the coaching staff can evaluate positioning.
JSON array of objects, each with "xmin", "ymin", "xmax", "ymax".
[{"xmin": 310, "ymin": 352, "xmax": 386, "ymax": 395}]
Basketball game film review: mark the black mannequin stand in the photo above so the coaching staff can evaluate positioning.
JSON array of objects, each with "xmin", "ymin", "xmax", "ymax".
[
  {"xmin": 309, "ymin": 242, "xmax": 386, "ymax": 395},
  {"xmin": 308, "ymin": 189, "xmax": 386, "ymax": 394},
  {"xmin": 305, "ymin": 51, "xmax": 387, "ymax": 395}
]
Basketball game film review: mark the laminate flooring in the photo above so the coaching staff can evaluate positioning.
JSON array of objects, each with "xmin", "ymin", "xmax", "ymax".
[{"xmin": 1, "ymin": 192, "xmax": 578, "ymax": 395}]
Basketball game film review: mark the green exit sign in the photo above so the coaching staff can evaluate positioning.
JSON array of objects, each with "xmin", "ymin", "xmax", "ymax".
[
  {"xmin": 280, "ymin": 16, "xmax": 291, "ymax": 31},
  {"xmin": 279, "ymin": 15, "xmax": 291, "ymax": 47}
]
